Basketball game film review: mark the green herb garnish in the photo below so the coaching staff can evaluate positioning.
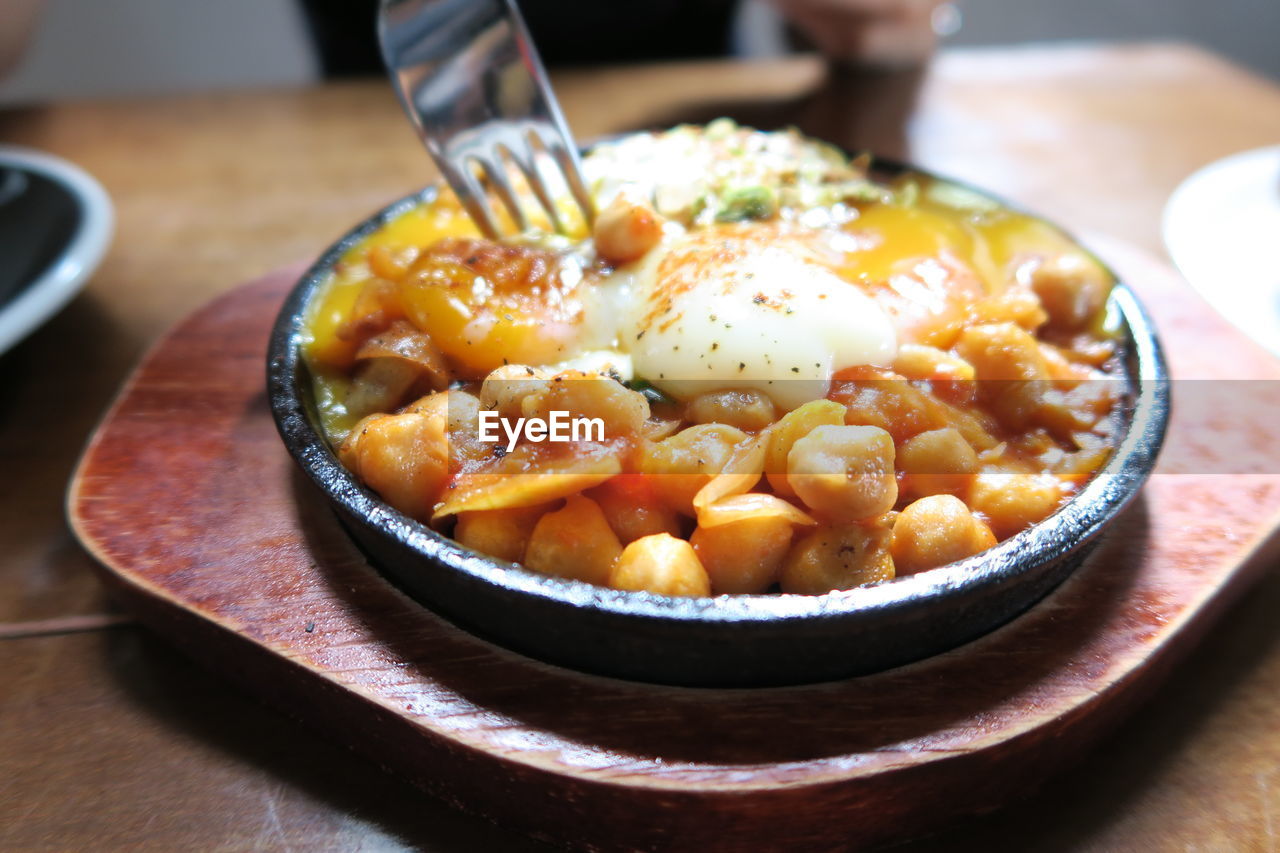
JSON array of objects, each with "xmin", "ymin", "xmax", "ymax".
[
  {"xmin": 715, "ymin": 186, "xmax": 777, "ymax": 222},
  {"xmin": 627, "ymin": 378, "xmax": 677, "ymax": 406}
]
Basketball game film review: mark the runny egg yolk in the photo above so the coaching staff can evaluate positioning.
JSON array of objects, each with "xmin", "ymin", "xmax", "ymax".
[{"xmin": 617, "ymin": 228, "xmax": 898, "ymax": 410}]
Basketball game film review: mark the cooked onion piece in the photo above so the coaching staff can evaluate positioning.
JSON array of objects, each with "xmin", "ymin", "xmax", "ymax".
[
  {"xmin": 346, "ymin": 320, "xmax": 452, "ymax": 418},
  {"xmin": 434, "ymin": 442, "xmax": 625, "ymax": 520},
  {"xmin": 695, "ymin": 493, "xmax": 817, "ymax": 530}
]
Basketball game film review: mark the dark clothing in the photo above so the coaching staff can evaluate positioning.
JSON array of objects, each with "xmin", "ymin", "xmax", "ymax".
[{"xmin": 299, "ymin": 0, "xmax": 738, "ymax": 76}]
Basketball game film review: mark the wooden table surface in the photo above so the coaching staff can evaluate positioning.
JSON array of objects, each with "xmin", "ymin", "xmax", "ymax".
[{"xmin": 3, "ymin": 43, "xmax": 1279, "ymax": 851}]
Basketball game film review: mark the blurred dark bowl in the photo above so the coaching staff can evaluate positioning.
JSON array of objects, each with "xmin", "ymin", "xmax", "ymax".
[{"xmin": 267, "ymin": 157, "xmax": 1169, "ymax": 687}]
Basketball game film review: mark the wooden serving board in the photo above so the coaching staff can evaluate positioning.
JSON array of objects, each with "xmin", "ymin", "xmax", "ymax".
[{"xmin": 69, "ymin": 240, "xmax": 1280, "ymax": 851}]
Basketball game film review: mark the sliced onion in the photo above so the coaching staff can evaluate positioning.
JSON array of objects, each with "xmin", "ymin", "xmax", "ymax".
[
  {"xmin": 433, "ymin": 445, "xmax": 624, "ymax": 519},
  {"xmin": 355, "ymin": 321, "xmax": 451, "ymax": 388},
  {"xmin": 345, "ymin": 358, "xmax": 423, "ymax": 418},
  {"xmin": 697, "ymin": 493, "xmax": 817, "ymax": 528},
  {"xmin": 347, "ymin": 321, "xmax": 453, "ymax": 416},
  {"xmin": 692, "ymin": 429, "xmax": 769, "ymax": 512}
]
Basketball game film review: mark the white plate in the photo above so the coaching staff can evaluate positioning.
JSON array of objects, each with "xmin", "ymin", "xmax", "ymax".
[
  {"xmin": 1162, "ymin": 145, "xmax": 1280, "ymax": 357},
  {"xmin": 0, "ymin": 146, "xmax": 113, "ymax": 355}
]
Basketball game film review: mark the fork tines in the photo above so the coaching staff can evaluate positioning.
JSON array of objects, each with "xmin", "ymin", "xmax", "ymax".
[{"xmin": 438, "ymin": 121, "xmax": 594, "ymax": 239}]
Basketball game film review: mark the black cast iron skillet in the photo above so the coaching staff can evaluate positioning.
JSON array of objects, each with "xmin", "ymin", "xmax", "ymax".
[{"xmin": 267, "ymin": 158, "xmax": 1169, "ymax": 687}]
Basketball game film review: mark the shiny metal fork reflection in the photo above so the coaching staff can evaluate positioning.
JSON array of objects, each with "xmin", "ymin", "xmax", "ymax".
[{"xmin": 377, "ymin": 0, "xmax": 595, "ymax": 238}]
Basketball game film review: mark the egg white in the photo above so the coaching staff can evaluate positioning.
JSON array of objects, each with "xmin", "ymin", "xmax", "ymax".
[{"xmin": 577, "ymin": 228, "xmax": 897, "ymax": 411}]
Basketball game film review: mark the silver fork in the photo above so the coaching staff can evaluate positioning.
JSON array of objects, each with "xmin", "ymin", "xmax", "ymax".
[{"xmin": 377, "ymin": 0, "xmax": 595, "ymax": 239}]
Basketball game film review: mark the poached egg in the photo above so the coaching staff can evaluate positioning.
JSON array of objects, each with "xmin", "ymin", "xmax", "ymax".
[{"xmin": 581, "ymin": 225, "xmax": 898, "ymax": 410}]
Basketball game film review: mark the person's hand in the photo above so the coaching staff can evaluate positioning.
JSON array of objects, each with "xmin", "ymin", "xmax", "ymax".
[{"xmin": 768, "ymin": 0, "xmax": 953, "ymax": 68}]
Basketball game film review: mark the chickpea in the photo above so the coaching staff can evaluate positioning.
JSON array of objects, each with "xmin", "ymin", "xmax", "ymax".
[
  {"xmin": 967, "ymin": 471, "xmax": 1065, "ymax": 539},
  {"xmin": 954, "ymin": 323, "xmax": 1050, "ymax": 382},
  {"xmin": 998, "ymin": 383, "xmax": 1052, "ymax": 432},
  {"xmin": 406, "ymin": 389, "xmax": 489, "ymax": 465},
  {"xmin": 838, "ymin": 380, "xmax": 949, "ymax": 443},
  {"xmin": 968, "ymin": 288, "xmax": 1048, "ymax": 331},
  {"xmin": 609, "ymin": 533, "xmax": 711, "ymax": 597},
  {"xmin": 779, "ymin": 522, "xmax": 895, "ymax": 594},
  {"xmin": 891, "ymin": 344, "xmax": 976, "ymax": 382},
  {"xmin": 338, "ymin": 408, "xmax": 449, "ymax": 521},
  {"xmin": 764, "ymin": 399, "xmax": 847, "ymax": 497},
  {"xmin": 640, "ymin": 424, "xmax": 749, "ymax": 514},
  {"xmin": 890, "ymin": 344, "xmax": 978, "ymax": 407},
  {"xmin": 455, "ymin": 504, "xmax": 549, "ymax": 563},
  {"xmin": 479, "ymin": 363, "xmax": 551, "ymax": 420},
  {"xmin": 1028, "ymin": 252, "xmax": 1110, "ymax": 330},
  {"xmin": 523, "ymin": 370, "xmax": 650, "ymax": 437},
  {"xmin": 891, "ymin": 495, "xmax": 996, "ymax": 575},
  {"xmin": 1005, "ymin": 288, "xmax": 1051, "ymax": 330},
  {"xmin": 686, "ymin": 388, "xmax": 777, "ymax": 432},
  {"xmin": 691, "ymin": 515, "xmax": 793, "ymax": 594},
  {"xmin": 898, "ymin": 427, "xmax": 979, "ymax": 499},
  {"xmin": 593, "ymin": 195, "xmax": 664, "ymax": 266},
  {"xmin": 787, "ymin": 425, "xmax": 897, "ymax": 522},
  {"xmin": 524, "ymin": 495, "xmax": 623, "ymax": 586},
  {"xmin": 590, "ymin": 475, "xmax": 682, "ymax": 544},
  {"xmin": 954, "ymin": 323, "xmax": 1054, "ymax": 431}
]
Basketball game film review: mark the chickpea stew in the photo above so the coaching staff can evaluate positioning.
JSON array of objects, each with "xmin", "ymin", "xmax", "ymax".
[{"xmin": 302, "ymin": 121, "xmax": 1126, "ymax": 598}]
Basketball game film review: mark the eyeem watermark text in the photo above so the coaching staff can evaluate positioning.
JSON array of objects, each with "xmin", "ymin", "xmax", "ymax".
[{"xmin": 477, "ymin": 410, "xmax": 605, "ymax": 453}]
